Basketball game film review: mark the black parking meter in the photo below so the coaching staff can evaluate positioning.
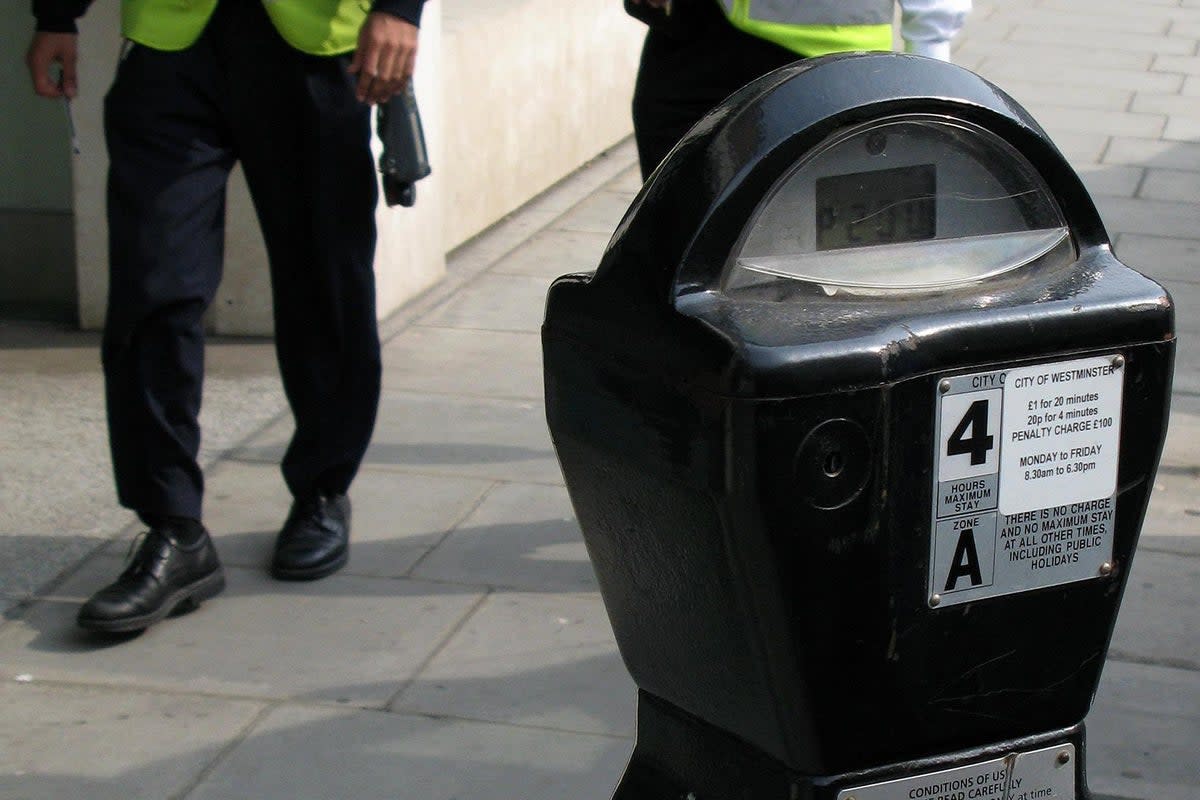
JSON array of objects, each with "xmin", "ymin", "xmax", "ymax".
[{"xmin": 543, "ymin": 53, "xmax": 1175, "ymax": 800}]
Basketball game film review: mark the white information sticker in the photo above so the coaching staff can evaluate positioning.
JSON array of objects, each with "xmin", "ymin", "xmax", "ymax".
[
  {"xmin": 998, "ymin": 358, "xmax": 1123, "ymax": 515},
  {"xmin": 929, "ymin": 355, "xmax": 1123, "ymax": 607},
  {"xmin": 836, "ymin": 744, "xmax": 1076, "ymax": 800}
]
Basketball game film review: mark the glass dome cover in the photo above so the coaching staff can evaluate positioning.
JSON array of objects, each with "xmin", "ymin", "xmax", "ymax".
[{"xmin": 721, "ymin": 115, "xmax": 1073, "ymax": 296}]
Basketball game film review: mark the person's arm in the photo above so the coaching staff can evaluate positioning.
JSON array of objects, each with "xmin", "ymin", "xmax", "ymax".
[
  {"xmin": 898, "ymin": 0, "xmax": 971, "ymax": 62},
  {"xmin": 33, "ymin": 0, "xmax": 91, "ymax": 33},
  {"xmin": 348, "ymin": 0, "xmax": 426, "ymax": 105},
  {"xmin": 27, "ymin": 0, "xmax": 92, "ymax": 98}
]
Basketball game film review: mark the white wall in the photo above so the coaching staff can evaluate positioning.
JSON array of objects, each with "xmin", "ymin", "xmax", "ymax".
[
  {"xmin": 0, "ymin": 19, "xmax": 77, "ymax": 319},
  {"xmin": 441, "ymin": 0, "xmax": 645, "ymax": 249},
  {"xmin": 57, "ymin": 0, "xmax": 644, "ymax": 334}
]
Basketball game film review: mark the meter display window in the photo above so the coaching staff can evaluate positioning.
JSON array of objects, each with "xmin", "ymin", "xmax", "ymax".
[
  {"xmin": 721, "ymin": 116, "xmax": 1074, "ymax": 296},
  {"xmin": 815, "ymin": 163, "xmax": 937, "ymax": 251}
]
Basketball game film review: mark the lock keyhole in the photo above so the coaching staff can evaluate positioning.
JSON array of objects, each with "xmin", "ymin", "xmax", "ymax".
[
  {"xmin": 822, "ymin": 450, "xmax": 845, "ymax": 478},
  {"xmin": 795, "ymin": 418, "xmax": 872, "ymax": 510}
]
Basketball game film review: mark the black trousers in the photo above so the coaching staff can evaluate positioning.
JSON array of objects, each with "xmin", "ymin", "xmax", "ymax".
[
  {"xmin": 631, "ymin": 0, "xmax": 801, "ymax": 180},
  {"xmin": 102, "ymin": 0, "xmax": 382, "ymax": 522}
]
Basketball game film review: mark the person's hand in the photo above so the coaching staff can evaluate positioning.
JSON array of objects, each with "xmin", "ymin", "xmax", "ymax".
[
  {"xmin": 26, "ymin": 32, "xmax": 79, "ymax": 98},
  {"xmin": 347, "ymin": 12, "xmax": 419, "ymax": 105}
]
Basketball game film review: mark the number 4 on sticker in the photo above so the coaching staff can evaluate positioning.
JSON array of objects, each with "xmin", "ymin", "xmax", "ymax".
[
  {"xmin": 947, "ymin": 399, "xmax": 995, "ymax": 465},
  {"xmin": 937, "ymin": 387, "xmax": 1002, "ymax": 483}
]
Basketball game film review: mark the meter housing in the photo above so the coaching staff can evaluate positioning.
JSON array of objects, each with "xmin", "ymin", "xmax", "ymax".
[{"xmin": 543, "ymin": 54, "xmax": 1174, "ymax": 798}]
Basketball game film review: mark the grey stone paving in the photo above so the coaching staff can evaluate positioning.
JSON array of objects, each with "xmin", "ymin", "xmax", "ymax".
[{"xmin": 1, "ymin": 2, "xmax": 1198, "ymax": 798}]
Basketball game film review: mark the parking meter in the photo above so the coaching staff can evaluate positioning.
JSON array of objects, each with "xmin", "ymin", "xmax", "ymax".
[{"xmin": 543, "ymin": 54, "xmax": 1174, "ymax": 800}]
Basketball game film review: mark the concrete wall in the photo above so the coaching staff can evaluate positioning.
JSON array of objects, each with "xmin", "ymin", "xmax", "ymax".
[
  {"xmin": 0, "ymin": 20, "xmax": 77, "ymax": 321},
  {"xmin": 20, "ymin": 0, "xmax": 643, "ymax": 334},
  {"xmin": 441, "ymin": 0, "xmax": 645, "ymax": 249}
]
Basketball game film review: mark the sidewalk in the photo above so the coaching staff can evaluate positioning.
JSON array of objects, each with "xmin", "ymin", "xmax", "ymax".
[{"xmin": 1, "ymin": 1, "xmax": 1198, "ymax": 798}]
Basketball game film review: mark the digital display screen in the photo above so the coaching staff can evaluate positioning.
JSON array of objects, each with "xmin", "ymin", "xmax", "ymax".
[{"xmin": 815, "ymin": 164, "xmax": 936, "ymax": 251}]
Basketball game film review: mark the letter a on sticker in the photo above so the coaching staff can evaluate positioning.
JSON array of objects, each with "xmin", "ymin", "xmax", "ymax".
[{"xmin": 944, "ymin": 528, "xmax": 983, "ymax": 591}]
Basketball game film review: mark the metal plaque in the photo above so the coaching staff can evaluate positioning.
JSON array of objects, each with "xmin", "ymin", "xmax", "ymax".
[
  {"xmin": 836, "ymin": 743, "xmax": 1076, "ymax": 800},
  {"xmin": 929, "ymin": 355, "xmax": 1123, "ymax": 607}
]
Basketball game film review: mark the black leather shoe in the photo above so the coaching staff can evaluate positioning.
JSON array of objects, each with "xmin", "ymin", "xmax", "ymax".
[
  {"xmin": 77, "ymin": 524, "xmax": 225, "ymax": 634},
  {"xmin": 271, "ymin": 492, "xmax": 350, "ymax": 581}
]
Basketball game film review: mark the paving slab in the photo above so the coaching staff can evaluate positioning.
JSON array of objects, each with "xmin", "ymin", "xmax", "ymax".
[
  {"xmin": 960, "ymin": 41, "xmax": 1154, "ymax": 72},
  {"xmin": 1075, "ymin": 164, "xmax": 1145, "ymax": 199},
  {"xmin": 201, "ymin": 460, "xmax": 493, "ymax": 579},
  {"xmin": 381, "ymin": 326, "xmax": 543, "ymax": 400},
  {"xmin": 1010, "ymin": 25, "xmax": 1197, "ymax": 56},
  {"xmin": 1115, "ymin": 233, "xmax": 1200, "ymax": 285},
  {"xmin": 1015, "ymin": 129, "xmax": 1110, "ymax": 165},
  {"xmin": 0, "ymin": 339, "xmax": 129, "ymax": 604},
  {"xmin": 607, "ymin": 166, "xmax": 643, "ymax": 194},
  {"xmin": 1087, "ymin": 661, "xmax": 1200, "ymax": 800},
  {"xmin": 1154, "ymin": 54, "xmax": 1200, "ymax": 77},
  {"xmin": 1165, "ymin": 353, "xmax": 1200, "ymax": 399},
  {"xmin": 418, "ymin": 272, "xmax": 548, "ymax": 334},
  {"xmin": 233, "ymin": 390, "xmax": 564, "ymax": 485},
  {"xmin": 0, "ymin": 681, "xmax": 264, "ymax": 800},
  {"xmin": 1107, "ymin": 549, "xmax": 1200, "ymax": 670},
  {"xmin": 975, "ymin": 62, "xmax": 1185, "ymax": 94},
  {"xmin": 0, "ymin": 561, "xmax": 482, "ymax": 705},
  {"xmin": 984, "ymin": 79, "xmax": 1134, "ymax": 113},
  {"xmin": 555, "ymin": 189, "xmax": 639, "ymax": 235},
  {"xmin": 1020, "ymin": 107, "xmax": 1165, "ymax": 140},
  {"xmin": 1093, "ymin": 195, "xmax": 1200, "ymax": 240},
  {"xmin": 1140, "ymin": 168, "xmax": 1200, "ymax": 205},
  {"xmin": 489, "ymin": 228, "xmax": 610, "ymax": 279},
  {"xmin": 987, "ymin": 9, "xmax": 1170, "ymax": 36},
  {"xmin": 1160, "ymin": 281, "xmax": 1200, "ymax": 331},
  {"xmin": 187, "ymin": 703, "xmax": 632, "ymax": 800},
  {"xmin": 394, "ymin": 590, "xmax": 635, "ymax": 736},
  {"xmin": 1041, "ymin": 0, "xmax": 1196, "ymax": 17},
  {"xmin": 1105, "ymin": 137, "xmax": 1200, "ymax": 171},
  {"xmin": 1132, "ymin": 92, "xmax": 1200, "ymax": 118},
  {"xmin": 412, "ymin": 482, "xmax": 596, "ymax": 591},
  {"xmin": 1164, "ymin": 115, "xmax": 1200, "ymax": 144},
  {"xmin": 0, "ymin": 534, "xmax": 109, "ymax": 617},
  {"xmin": 1159, "ymin": 409, "xmax": 1200, "ymax": 470},
  {"xmin": 1140, "ymin": 472, "xmax": 1200, "ymax": 558}
]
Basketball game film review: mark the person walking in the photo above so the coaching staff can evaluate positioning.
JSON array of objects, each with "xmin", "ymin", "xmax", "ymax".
[
  {"xmin": 25, "ymin": 0, "xmax": 425, "ymax": 633},
  {"xmin": 627, "ymin": 0, "xmax": 971, "ymax": 179}
]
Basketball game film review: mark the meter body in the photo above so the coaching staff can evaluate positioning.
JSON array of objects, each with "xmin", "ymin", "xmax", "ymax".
[{"xmin": 543, "ymin": 54, "xmax": 1173, "ymax": 799}]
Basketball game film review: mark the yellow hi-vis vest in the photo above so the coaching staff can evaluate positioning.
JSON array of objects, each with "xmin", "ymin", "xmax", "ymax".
[
  {"xmin": 121, "ymin": 0, "xmax": 369, "ymax": 56},
  {"xmin": 717, "ymin": 0, "xmax": 893, "ymax": 57}
]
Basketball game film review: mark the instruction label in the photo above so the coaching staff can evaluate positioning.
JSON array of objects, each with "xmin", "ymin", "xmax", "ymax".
[
  {"xmin": 929, "ymin": 356, "xmax": 1123, "ymax": 607},
  {"xmin": 836, "ymin": 744, "xmax": 1076, "ymax": 800}
]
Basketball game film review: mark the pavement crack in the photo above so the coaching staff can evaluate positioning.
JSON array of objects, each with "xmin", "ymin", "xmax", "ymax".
[
  {"xmin": 382, "ymin": 588, "xmax": 494, "ymax": 712},
  {"xmin": 171, "ymin": 700, "xmax": 284, "ymax": 800},
  {"xmin": 1155, "ymin": 463, "xmax": 1200, "ymax": 477},
  {"xmin": 1106, "ymin": 651, "xmax": 1200, "ymax": 673}
]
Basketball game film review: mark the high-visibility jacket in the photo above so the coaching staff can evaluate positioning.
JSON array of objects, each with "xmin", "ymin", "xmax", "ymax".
[
  {"xmin": 121, "ymin": 0, "xmax": 369, "ymax": 55},
  {"xmin": 716, "ymin": 0, "xmax": 894, "ymax": 57}
]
